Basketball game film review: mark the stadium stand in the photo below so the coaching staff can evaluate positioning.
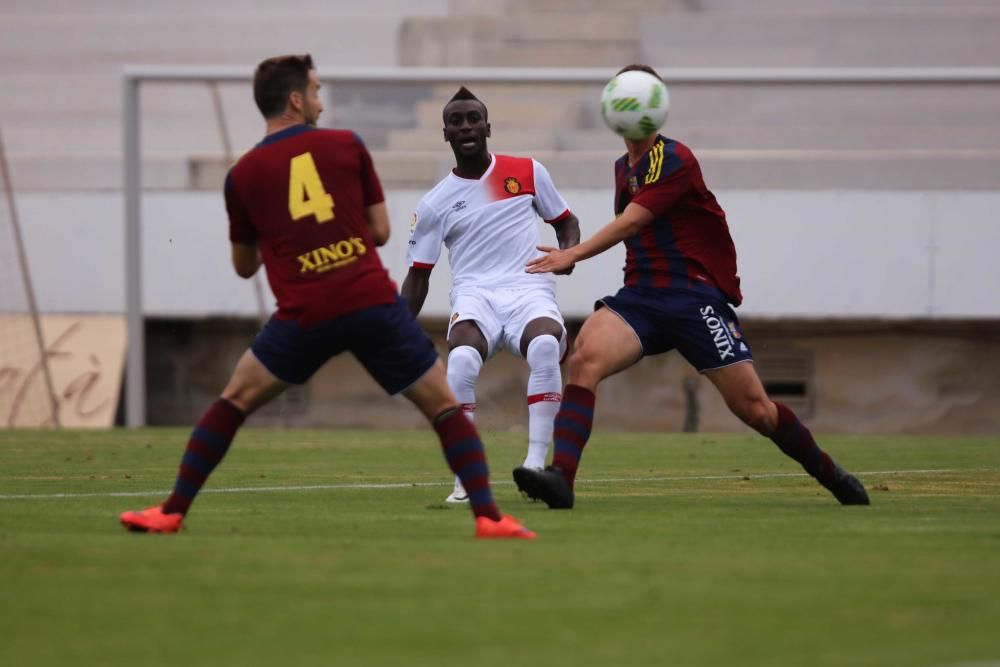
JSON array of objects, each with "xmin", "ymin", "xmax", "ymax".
[
  {"xmin": 2, "ymin": 0, "xmax": 997, "ymax": 432},
  {"xmin": 2, "ymin": 0, "xmax": 999, "ymax": 190}
]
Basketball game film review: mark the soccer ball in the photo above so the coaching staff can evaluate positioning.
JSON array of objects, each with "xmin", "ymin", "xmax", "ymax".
[{"xmin": 600, "ymin": 70, "xmax": 670, "ymax": 140}]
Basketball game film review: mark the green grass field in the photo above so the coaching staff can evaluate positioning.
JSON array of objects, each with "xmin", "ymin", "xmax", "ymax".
[{"xmin": 1, "ymin": 428, "xmax": 998, "ymax": 667}]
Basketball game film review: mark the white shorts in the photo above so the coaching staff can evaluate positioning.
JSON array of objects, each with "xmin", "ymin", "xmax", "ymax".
[{"xmin": 448, "ymin": 285, "xmax": 566, "ymax": 359}]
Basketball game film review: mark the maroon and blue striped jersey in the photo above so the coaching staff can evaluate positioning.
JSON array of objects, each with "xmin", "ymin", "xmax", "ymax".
[
  {"xmin": 225, "ymin": 125, "xmax": 397, "ymax": 326},
  {"xmin": 615, "ymin": 135, "xmax": 742, "ymax": 306}
]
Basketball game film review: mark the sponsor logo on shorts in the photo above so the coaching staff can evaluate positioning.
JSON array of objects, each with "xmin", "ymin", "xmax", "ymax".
[
  {"xmin": 410, "ymin": 212, "xmax": 418, "ymax": 232},
  {"xmin": 450, "ymin": 312, "xmax": 460, "ymax": 324},
  {"xmin": 700, "ymin": 305, "xmax": 736, "ymax": 360},
  {"xmin": 297, "ymin": 237, "xmax": 367, "ymax": 273},
  {"xmin": 504, "ymin": 177, "xmax": 521, "ymax": 195}
]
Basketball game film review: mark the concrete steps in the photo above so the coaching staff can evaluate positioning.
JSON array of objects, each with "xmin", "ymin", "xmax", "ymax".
[
  {"xmin": 639, "ymin": 11, "xmax": 1000, "ymax": 67},
  {"xmin": 1, "ymin": 1, "xmax": 997, "ymax": 191},
  {"xmin": 400, "ymin": 14, "xmax": 639, "ymax": 67}
]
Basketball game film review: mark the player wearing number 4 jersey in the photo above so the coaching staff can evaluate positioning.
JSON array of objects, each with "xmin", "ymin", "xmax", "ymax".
[
  {"xmin": 401, "ymin": 87, "xmax": 580, "ymax": 503},
  {"xmin": 119, "ymin": 54, "xmax": 534, "ymax": 540},
  {"xmin": 513, "ymin": 64, "xmax": 869, "ymax": 510}
]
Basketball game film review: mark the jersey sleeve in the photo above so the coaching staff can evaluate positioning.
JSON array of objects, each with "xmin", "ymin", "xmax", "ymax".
[
  {"xmin": 629, "ymin": 144, "xmax": 693, "ymax": 218},
  {"xmin": 354, "ymin": 132, "xmax": 385, "ymax": 208},
  {"xmin": 531, "ymin": 159, "xmax": 571, "ymax": 223},
  {"xmin": 406, "ymin": 198, "xmax": 443, "ymax": 270},
  {"xmin": 225, "ymin": 170, "xmax": 257, "ymax": 244}
]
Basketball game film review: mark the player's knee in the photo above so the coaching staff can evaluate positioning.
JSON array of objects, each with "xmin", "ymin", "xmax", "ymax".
[
  {"xmin": 219, "ymin": 388, "xmax": 255, "ymax": 415},
  {"xmin": 566, "ymin": 340, "xmax": 600, "ymax": 383},
  {"xmin": 526, "ymin": 335, "xmax": 562, "ymax": 390},
  {"xmin": 446, "ymin": 345, "xmax": 483, "ymax": 388},
  {"xmin": 737, "ymin": 397, "xmax": 774, "ymax": 434},
  {"xmin": 525, "ymin": 334, "xmax": 560, "ymax": 369},
  {"xmin": 574, "ymin": 333, "xmax": 603, "ymax": 365},
  {"xmin": 566, "ymin": 347, "xmax": 585, "ymax": 374}
]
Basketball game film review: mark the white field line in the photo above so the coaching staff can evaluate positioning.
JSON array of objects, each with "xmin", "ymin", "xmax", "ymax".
[{"xmin": 0, "ymin": 468, "xmax": 967, "ymax": 501}]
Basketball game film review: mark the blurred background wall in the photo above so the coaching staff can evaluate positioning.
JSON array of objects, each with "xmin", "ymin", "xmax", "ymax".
[{"xmin": 2, "ymin": 0, "xmax": 998, "ymax": 433}]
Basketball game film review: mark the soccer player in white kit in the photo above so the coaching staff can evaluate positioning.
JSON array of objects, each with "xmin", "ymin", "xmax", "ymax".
[{"xmin": 401, "ymin": 87, "xmax": 581, "ymax": 502}]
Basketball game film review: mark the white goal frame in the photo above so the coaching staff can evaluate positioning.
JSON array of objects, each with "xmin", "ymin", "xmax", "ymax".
[{"xmin": 122, "ymin": 65, "xmax": 1000, "ymax": 427}]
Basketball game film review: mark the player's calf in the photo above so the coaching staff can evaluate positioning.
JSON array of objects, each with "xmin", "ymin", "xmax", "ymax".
[
  {"xmin": 768, "ymin": 402, "xmax": 870, "ymax": 506},
  {"xmin": 548, "ymin": 384, "xmax": 596, "ymax": 491},
  {"xmin": 433, "ymin": 407, "xmax": 502, "ymax": 520}
]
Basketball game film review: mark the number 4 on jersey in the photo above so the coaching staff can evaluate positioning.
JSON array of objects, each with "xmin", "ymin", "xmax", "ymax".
[{"xmin": 289, "ymin": 152, "xmax": 335, "ymax": 223}]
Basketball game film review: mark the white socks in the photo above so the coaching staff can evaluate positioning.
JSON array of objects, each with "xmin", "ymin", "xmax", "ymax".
[
  {"xmin": 446, "ymin": 345, "xmax": 482, "ymax": 421},
  {"xmin": 446, "ymin": 346, "xmax": 483, "ymax": 493},
  {"xmin": 525, "ymin": 335, "xmax": 562, "ymax": 470},
  {"xmin": 445, "ymin": 338, "xmax": 562, "ymax": 479}
]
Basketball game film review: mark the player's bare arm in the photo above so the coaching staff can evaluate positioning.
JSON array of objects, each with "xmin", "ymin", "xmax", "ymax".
[
  {"xmin": 527, "ymin": 203, "xmax": 653, "ymax": 274},
  {"xmin": 365, "ymin": 202, "xmax": 391, "ymax": 247},
  {"xmin": 230, "ymin": 242, "xmax": 261, "ymax": 278},
  {"xmin": 400, "ymin": 266, "xmax": 432, "ymax": 318},
  {"xmin": 550, "ymin": 213, "xmax": 581, "ymax": 275}
]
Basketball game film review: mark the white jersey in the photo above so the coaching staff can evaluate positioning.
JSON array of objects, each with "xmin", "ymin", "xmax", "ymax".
[{"xmin": 407, "ymin": 154, "xmax": 571, "ymax": 290}]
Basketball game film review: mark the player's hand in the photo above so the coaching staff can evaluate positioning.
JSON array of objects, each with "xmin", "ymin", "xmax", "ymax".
[{"xmin": 526, "ymin": 245, "xmax": 576, "ymax": 275}]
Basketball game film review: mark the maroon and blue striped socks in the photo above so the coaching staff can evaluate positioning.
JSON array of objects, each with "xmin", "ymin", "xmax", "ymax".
[
  {"xmin": 770, "ymin": 402, "xmax": 835, "ymax": 484},
  {"xmin": 551, "ymin": 384, "xmax": 596, "ymax": 490},
  {"xmin": 433, "ymin": 408, "xmax": 501, "ymax": 521},
  {"xmin": 162, "ymin": 398, "xmax": 246, "ymax": 516}
]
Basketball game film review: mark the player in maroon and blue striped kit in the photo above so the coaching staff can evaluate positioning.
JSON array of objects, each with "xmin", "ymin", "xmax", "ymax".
[
  {"xmin": 119, "ymin": 54, "xmax": 534, "ymax": 539},
  {"xmin": 513, "ymin": 64, "xmax": 868, "ymax": 510}
]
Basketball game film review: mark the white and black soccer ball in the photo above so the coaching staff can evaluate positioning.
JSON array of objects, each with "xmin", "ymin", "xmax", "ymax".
[{"xmin": 600, "ymin": 70, "xmax": 670, "ymax": 141}]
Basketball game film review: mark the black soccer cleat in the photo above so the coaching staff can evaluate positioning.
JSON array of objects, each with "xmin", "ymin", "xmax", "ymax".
[
  {"xmin": 823, "ymin": 464, "xmax": 870, "ymax": 506},
  {"xmin": 512, "ymin": 465, "xmax": 575, "ymax": 509}
]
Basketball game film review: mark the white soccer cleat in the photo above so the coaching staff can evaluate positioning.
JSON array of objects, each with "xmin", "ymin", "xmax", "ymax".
[{"xmin": 445, "ymin": 478, "xmax": 469, "ymax": 503}]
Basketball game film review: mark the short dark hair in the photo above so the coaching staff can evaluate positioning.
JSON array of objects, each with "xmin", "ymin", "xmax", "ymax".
[
  {"xmin": 253, "ymin": 54, "xmax": 314, "ymax": 118},
  {"xmin": 617, "ymin": 64, "xmax": 663, "ymax": 82},
  {"xmin": 443, "ymin": 86, "xmax": 488, "ymax": 121}
]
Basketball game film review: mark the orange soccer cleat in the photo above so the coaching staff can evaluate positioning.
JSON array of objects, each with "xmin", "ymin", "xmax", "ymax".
[
  {"xmin": 474, "ymin": 514, "xmax": 537, "ymax": 540},
  {"xmin": 119, "ymin": 504, "xmax": 184, "ymax": 533}
]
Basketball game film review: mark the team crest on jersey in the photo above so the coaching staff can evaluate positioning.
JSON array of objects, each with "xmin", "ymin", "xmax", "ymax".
[
  {"xmin": 628, "ymin": 175, "xmax": 639, "ymax": 194},
  {"xmin": 504, "ymin": 177, "xmax": 521, "ymax": 195}
]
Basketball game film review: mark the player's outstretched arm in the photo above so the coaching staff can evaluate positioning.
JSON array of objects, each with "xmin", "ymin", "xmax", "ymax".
[
  {"xmin": 551, "ymin": 213, "xmax": 581, "ymax": 276},
  {"xmin": 365, "ymin": 202, "xmax": 391, "ymax": 247},
  {"xmin": 527, "ymin": 203, "xmax": 653, "ymax": 274},
  {"xmin": 400, "ymin": 267, "xmax": 432, "ymax": 318},
  {"xmin": 231, "ymin": 242, "xmax": 262, "ymax": 279}
]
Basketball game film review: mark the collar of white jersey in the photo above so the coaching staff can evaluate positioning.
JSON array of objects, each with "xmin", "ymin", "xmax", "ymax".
[{"xmin": 449, "ymin": 153, "xmax": 496, "ymax": 182}]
